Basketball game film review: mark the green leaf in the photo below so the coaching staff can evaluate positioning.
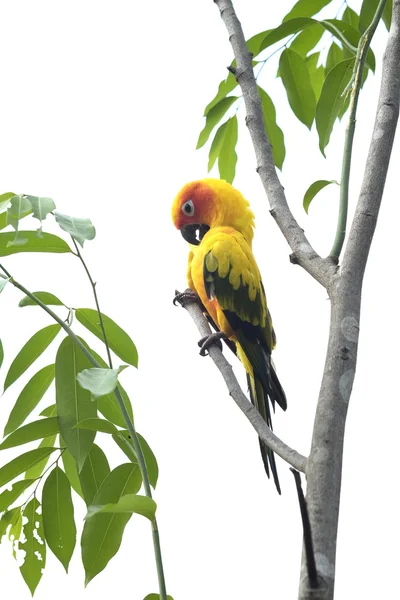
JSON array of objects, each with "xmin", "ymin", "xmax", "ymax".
[
  {"xmin": 0, "ymin": 447, "xmax": 57, "ymax": 487},
  {"xmin": 316, "ymin": 57, "xmax": 355, "ymax": 155},
  {"xmin": 290, "ymin": 22, "xmax": 325, "ymax": 56},
  {"xmin": 9, "ymin": 505, "xmax": 23, "ymax": 554},
  {"xmin": 5, "ymin": 233, "xmax": 30, "ymax": 248},
  {"xmin": 342, "ymin": 6, "xmax": 359, "ymax": 30},
  {"xmin": 322, "ymin": 19, "xmax": 375, "ymax": 71},
  {"xmin": 0, "ymin": 231, "xmax": 71, "ymax": 255},
  {"xmin": 283, "ymin": 0, "xmax": 331, "ymax": 21},
  {"xmin": 20, "ymin": 498, "xmax": 46, "ymax": 595},
  {"xmin": 89, "ymin": 349, "xmax": 134, "ymax": 428},
  {"xmin": 42, "ymin": 466, "xmax": 76, "ymax": 572},
  {"xmin": 81, "ymin": 463, "xmax": 143, "ymax": 585},
  {"xmin": 137, "ymin": 433, "xmax": 158, "ymax": 488},
  {"xmin": 0, "ymin": 193, "xmax": 21, "ymax": 231},
  {"xmin": 26, "ymin": 195, "xmax": 56, "ymax": 223},
  {"xmin": 4, "ymin": 326, "xmax": 60, "ymax": 392},
  {"xmin": 0, "ymin": 417, "xmax": 59, "ymax": 450},
  {"xmin": 54, "ymin": 212, "xmax": 96, "ymax": 247},
  {"xmin": 79, "ymin": 444, "xmax": 111, "ymax": 505},
  {"xmin": 144, "ymin": 595, "xmax": 175, "ymax": 600},
  {"xmin": 0, "ymin": 479, "xmax": 36, "ymax": 512},
  {"xmin": 359, "ymin": 0, "xmax": 392, "ymax": 31},
  {"xmin": 6, "ymin": 195, "xmax": 32, "ymax": 231},
  {"xmin": 260, "ymin": 17, "xmax": 314, "ymax": 52},
  {"xmin": 25, "ymin": 435, "xmax": 58, "ymax": 479},
  {"xmin": 306, "ymin": 53, "xmax": 325, "ymax": 100},
  {"xmin": 56, "ymin": 336, "xmax": 97, "ymax": 471},
  {"xmin": 77, "ymin": 365, "xmax": 128, "ymax": 398},
  {"xmin": 74, "ymin": 417, "xmax": 118, "ymax": 434},
  {"xmin": 87, "ymin": 494, "xmax": 156, "ymax": 521},
  {"xmin": 208, "ymin": 121, "xmax": 229, "ymax": 172},
  {"xmin": 303, "ymin": 179, "xmax": 339, "ymax": 213},
  {"xmin": 112, "ymin": 431, "xmax": 137, "ymax": 463},
  {"xmin": 383, "ymin": 0, "xmax": 392, "ymax": 30},
  {"xmin": 258, "ymin": 87, "xmax": 285, "ymax": 170},
  {"xmin": 197, "ymin": 96, "xmax": 238, "ymax": 149},
  {"xmin": 4, "ymin": 364, "xmax": 55, "ymax": 435},
  {"xmin": 98, "ymin": 384, "xmax": 133, "ymax": 428},
  {"xmin": 326, "ymin": 42, "xmax": 344, "ymax": 74},
  {"xmin": 19, "ymin": 291, "xmax": 64, "ymax": 308},
  {"xmin": 114, "ymin": 431, "xmax": 158, "ymax": 489},
  {"xmin": 204, "ymin": 73, "xmax": 238, "ymax": 115},
  {"xmin": 279, "ymin": 48, "xmax": 316, "ymax": 128},
  {"xmin": 218, "ymin": 115, "xmax": 238, "ymax": 184},
  {"xmin": 75, "ymin": 308, "xmax": 138, "ymax": 367},
  {"xmin": 0, "ymin": 192, "xmax": 16, "ymax": 211},
  {"xmin": 0, "ymin": 339, "xmax": 3, "ymax": 369},
  {"xmin": 61, "ymin": 447, "xmax": 84, "ymax": 498},
  {"xmin": 246, "ymin": 30, "xmax": 271, "ymax": 57},
  {"xmin": 0, "ymin": 507, "xmax": 18, "ymax": 542},
  {"xmin": 40, "ymin": 404, "xmax": 57, "ymax": 417}
]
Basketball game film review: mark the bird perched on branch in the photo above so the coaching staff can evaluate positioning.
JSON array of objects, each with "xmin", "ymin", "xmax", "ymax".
[{"xmin": 172, "ymin": 178, "xmax": 287, "ymax": 493}]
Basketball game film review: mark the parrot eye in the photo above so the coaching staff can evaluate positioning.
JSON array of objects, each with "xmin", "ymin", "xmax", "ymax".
[{"xmin": 182, "ymin": 199, "xmax": 195, "ymax": 217}]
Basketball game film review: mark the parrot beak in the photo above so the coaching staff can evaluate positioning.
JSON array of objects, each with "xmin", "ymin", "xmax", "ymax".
[{"xmin": 180, "ymin": 224, "xmax": 210, "ymax": 246}]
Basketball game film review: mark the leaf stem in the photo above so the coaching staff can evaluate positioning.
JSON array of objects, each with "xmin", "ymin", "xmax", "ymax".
[
  {"xmin": 71, "ymin": 238, "xmax": 114, "ymax": 368},
  {"xmin": 1, "ymin": 262, "xmax": 168, "ymax": 600},
  {"xmin": 21, "ymin": 448, "xmax": 66, "ymax": 511},
  {"xmin": 329, "ymin": 0, "xmax": 388, "ymax": 259}
]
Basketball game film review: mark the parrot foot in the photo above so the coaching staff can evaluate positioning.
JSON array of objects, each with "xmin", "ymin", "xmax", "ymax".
[
  {"xmin": 173, "ymin": 289, "xmax": 200, "ymax": 307},
  {"xmin": 198, "ymin": 331, "xmax": 226, "ymax": 356}
]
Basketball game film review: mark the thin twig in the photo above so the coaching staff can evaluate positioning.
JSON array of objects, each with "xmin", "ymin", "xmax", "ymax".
[
  {"xmin": 71, "ymin": 238, "xmax": 114, "ymax": 368},
  {"xmin": 330, "ymin": 0, "xmax": 388, "ymax": 259},
  {"xmin": 21, "ymin": 448, "xmax": 66, "ymax": 511},
  {"xmin": 178, "ymin": 292, "xmax": 307, "ymax": 473},
  {"xmin": 342, "ymin": 0, "xmax": 400, "ymax": 278},
  {"xmin": 213, "ymin": 0, "xmax": 336, "ymax": 289}
]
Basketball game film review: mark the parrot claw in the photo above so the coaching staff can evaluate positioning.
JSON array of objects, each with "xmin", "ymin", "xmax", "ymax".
[
  {"xmin": 198, "ymin": 331, "xmax": 226, "ymax": 356},
  {"xmin": 173, "ymin": 289, "xmax": 200, "ymax": 307}
]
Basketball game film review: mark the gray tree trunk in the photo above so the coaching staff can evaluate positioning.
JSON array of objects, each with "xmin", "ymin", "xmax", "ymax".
[{"xmin": 212, "ymin": 1, "xmax": 400, "ymax": 598}]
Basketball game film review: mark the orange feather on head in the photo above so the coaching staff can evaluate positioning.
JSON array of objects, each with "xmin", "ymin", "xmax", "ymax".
[
  {"xmin": 171, "ymin": 178, "xmax": 255, "ymax": 244},
  {"xmin": 171, "ymin": 181, "xmax": 214, "ymax": 230}
]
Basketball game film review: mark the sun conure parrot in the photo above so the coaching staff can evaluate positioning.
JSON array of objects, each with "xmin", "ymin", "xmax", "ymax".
[{"xmin": 172, "ymin": 178, "xmax": 287, "ymax": 493}]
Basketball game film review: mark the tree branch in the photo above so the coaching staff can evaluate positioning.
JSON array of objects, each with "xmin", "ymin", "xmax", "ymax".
[
  {"xmin": 213, "ymin": 0, "xmax": 336, "ymax": 289},
  {"xmin": 330, "ymin": 0, "xmax": 389, "ymax": 259},
  {"xmin": 299, "ymin": 4, "xmax": 400, "ymax": 598},
  {"xmin": 343, "ymin": 1, "xmax": 400, "ymax": 282},
  {"xmin": 177, "ymin": 294, "xmax": 307, "ymax": 473}
]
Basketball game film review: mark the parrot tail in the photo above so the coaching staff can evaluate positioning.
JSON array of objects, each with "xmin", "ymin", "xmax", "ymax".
[{"xmin": 247, "ymin": 374, "xmax": 282, "ymax": 494}]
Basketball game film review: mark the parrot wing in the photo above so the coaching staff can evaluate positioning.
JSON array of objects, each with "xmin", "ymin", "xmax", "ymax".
[
  {"xmin": 202, "ymin": 231, "xmax": 286, "ymax": 412},
  {"xmin": 202, "ymin": 231, "xmax": 286, "ymax": 493}
]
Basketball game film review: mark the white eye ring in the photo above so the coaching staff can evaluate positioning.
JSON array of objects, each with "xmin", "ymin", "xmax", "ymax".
[{"xmin": 182, "ymin": 199, "xmax": 195, "ymax": 216}]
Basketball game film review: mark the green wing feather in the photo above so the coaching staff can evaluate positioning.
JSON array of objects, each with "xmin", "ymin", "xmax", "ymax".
[{"xmin": 203, "ymin": 232, "xmax": 287, "ymax": 492}]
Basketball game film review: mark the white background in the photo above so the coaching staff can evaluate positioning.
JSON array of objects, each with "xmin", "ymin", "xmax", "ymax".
[{"xmin": 0, "ymin": 1, "xmax": 399, "ymax": 599}]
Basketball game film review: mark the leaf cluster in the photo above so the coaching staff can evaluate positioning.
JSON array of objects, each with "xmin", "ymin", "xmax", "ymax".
[
  {"xmin": 0, "ymin": 197, "xmax": 161, "ymax": 597},
  {"xmin": 197, "ymin": 0, "xmax": 391, "ymax": 194}
]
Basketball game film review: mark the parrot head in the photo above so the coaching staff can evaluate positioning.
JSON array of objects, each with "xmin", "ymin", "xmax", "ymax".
[{"xmin": 171, "ymin": 178, "xmax": 255, "ymax": 245}]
